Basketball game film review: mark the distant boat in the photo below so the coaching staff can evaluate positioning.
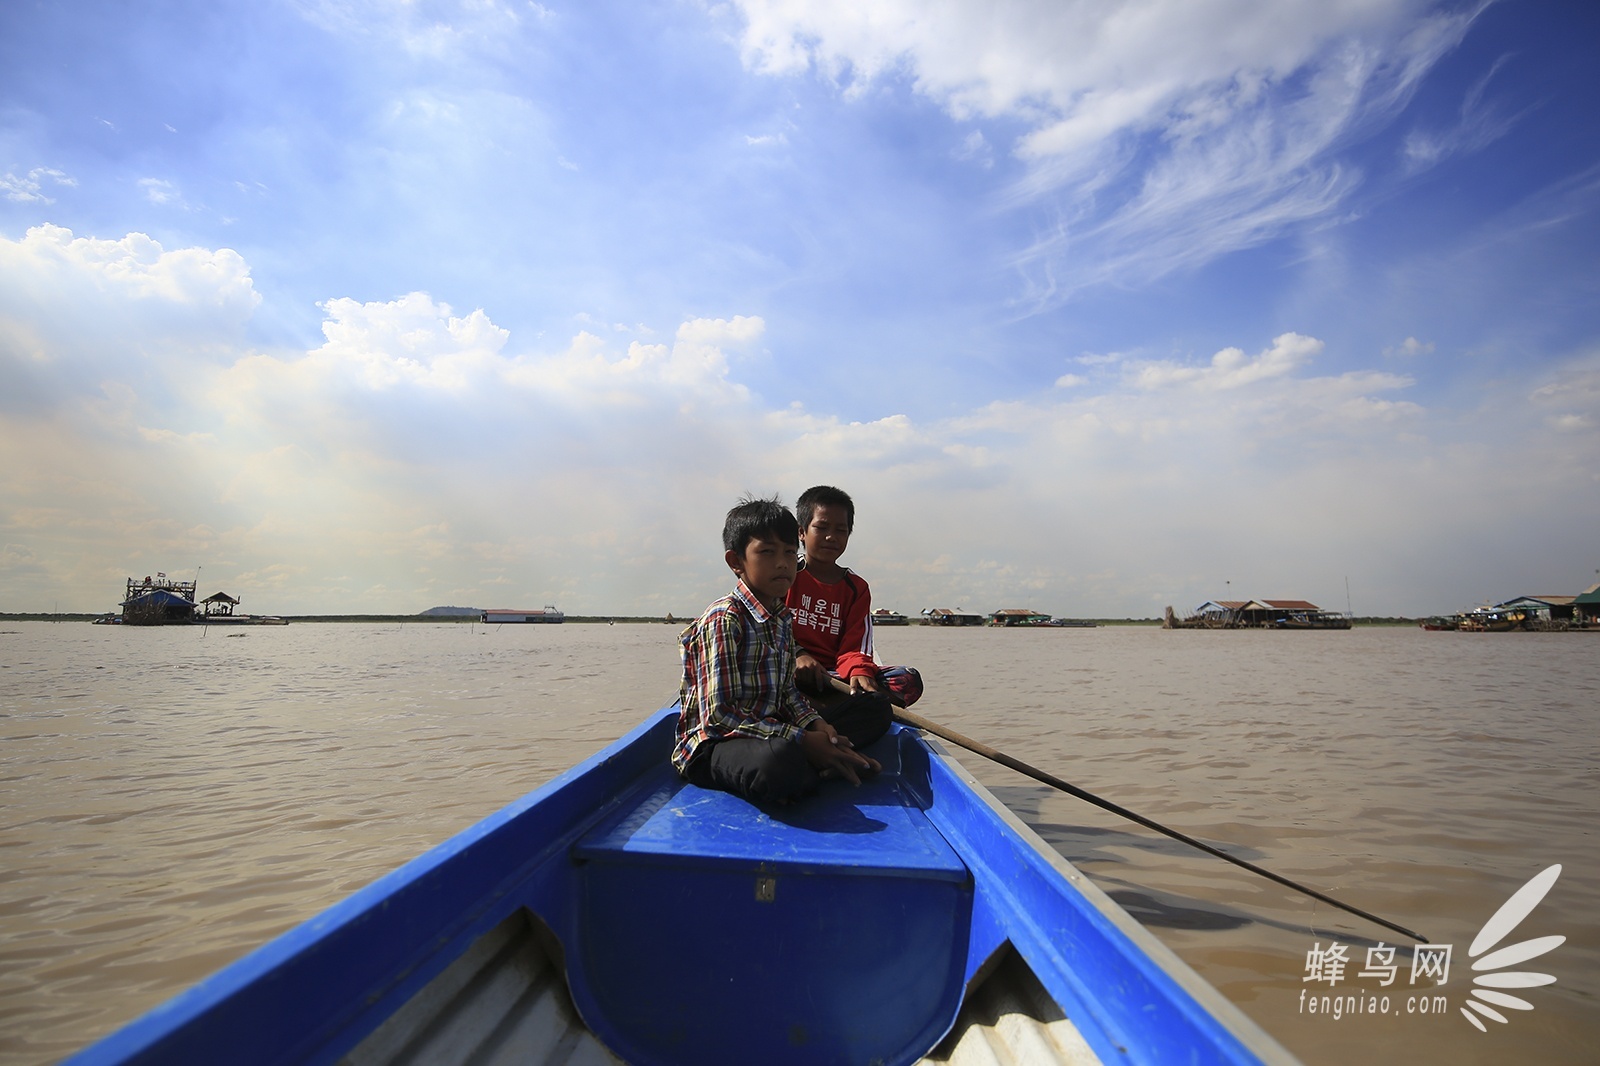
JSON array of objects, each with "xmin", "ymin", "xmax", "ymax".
[
  {"xmin": 481, "ymin": 606, "xmax": 565, "ymax": 624},
  {"xmin": 1418, "ymin": 616, "xmax": 1458, "ymax": 631},
  {"xmin": 64, "ymin": 710, "xmax": 1291, "ymax": 1066},
  {"xmin": 1458, "ymin": 608, "xmax": 1526, "ymax": 633},
  {"xmin": 1271, "ymin": 612, "xmax": 1353, "ymax": 631}
]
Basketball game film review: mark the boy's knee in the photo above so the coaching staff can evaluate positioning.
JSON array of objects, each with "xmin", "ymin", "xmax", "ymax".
[
  {"xmin": 694, "ymin": 735, "xmax": 816, "ymax": 804},
  {"xmin": 823, "ymin": 693, "xmax": 892, "ymax": 749},
  {"xmin": 747, "ymin": 740, "xmax": 815, "ymax": 803}
]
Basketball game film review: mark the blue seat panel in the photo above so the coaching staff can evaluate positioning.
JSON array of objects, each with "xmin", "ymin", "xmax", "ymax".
[{"xmin": 574, "ymin": 751, "xmax": 968, "ymax": 883}]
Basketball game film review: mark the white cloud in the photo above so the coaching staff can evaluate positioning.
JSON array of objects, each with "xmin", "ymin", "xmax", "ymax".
[
  {"xmin": 1402, "ymin": 51, "xmax": 1523, "ymax": 174},
  {"xmin": 954, "ymin": 129, "xmax": 993, "ymax": 168},
  {"xmin": 139, "ymin": 177, "xmax": 184, "ymax": 206},
  {"xmin": 728, "ymin": 0, "xmax": 1481, "ymax": 302},
  {"xmin": 3, "ymin": 226, "xmax": 1595, "ymax": 617},
  {"xmin": 295, "ymin": 0, "xmax": 541, "ymax": 59},
  {"xmin": 1076, "ymin": 351, "xmax": 1128, "ymax": 367},
  {"xmin": 1131, "ymin": 332, "xmax": 1322, "ymax": 391},
  {"xmin": 1384, "ymin": 335, "xmax": 1435, "ymax": 358},
  {"xmin": 0, "ymin": 225, "xmax": 260, "ymax": 382},
  {"xmin": 1, "ymin": 167, "xmax": 77, "ymax": 204},
  {"xmin": 311, "ymin": 292, "xmax": 510, "ymax": 392}
]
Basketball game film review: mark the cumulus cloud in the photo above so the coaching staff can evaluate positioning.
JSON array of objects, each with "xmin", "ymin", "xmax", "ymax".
[
  {"xmin": 3, "ymin": 225, "xmax": 1594, "ymax": 616},
  {"xmin": 728, "ymin": 0, "xmax": 1481, "ymax": 302},
  {"xmin": 0, "ymin": 226, "xmax": 261, "ymax": 415},
  {"xmin": 1130, "ymin": 332, "xmax": 1322, "ymax": 391},
  {"xmin": 310, "ymin": 292, "xmax": 510, "ymax": 391},
  {"xmin": 0, "ymin": 225, "xmax": 258, "ymax": 317},
  {"xmin": 1384, "ymin": 335, "xmax": 1435, "ymax": 358}
]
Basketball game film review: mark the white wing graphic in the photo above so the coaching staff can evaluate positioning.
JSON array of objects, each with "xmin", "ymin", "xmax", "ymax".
[{"xmin": 1459, "ymin": 864, "xmax": 1564, "ymax": 1033}]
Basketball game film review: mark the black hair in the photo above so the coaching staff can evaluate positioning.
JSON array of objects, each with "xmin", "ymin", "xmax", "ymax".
[
  {"xmin": 722, "ymin": 495, "xmax": 799, "ymax": 556},
  {"xmin": 796, "ymin": 484, "xmax": 854, "ymax": 532}
]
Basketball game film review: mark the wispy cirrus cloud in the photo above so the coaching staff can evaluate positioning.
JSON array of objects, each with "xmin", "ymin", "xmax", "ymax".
[
  {"xmin": 1402, "ymin": 50, "xmax": 1526, "ymax": 174},
  {"xmin": 1, "ymin": 167, "xmax": 77, "ymax": 204},
  {"xmin": 728, "ymin": 0, "xmax": 1486, "ymax": 305}
]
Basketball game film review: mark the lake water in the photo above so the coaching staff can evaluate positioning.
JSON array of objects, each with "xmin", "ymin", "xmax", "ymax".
[{"xmin": 1, "ymin": 621, "xmax": 1595, "ymax": 1064}]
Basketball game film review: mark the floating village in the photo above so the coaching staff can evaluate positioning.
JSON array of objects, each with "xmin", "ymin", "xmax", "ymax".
[
  {"xmin": 83, "ymin": 572, "xmax": 1600, "ymax": 631},
  {"xmin": 1164, "ymin": 578, "xmax": 1600, "ymax": 632},
  {"xmin": 94, "ymin": 574, "xmax": 287, "ymax": 626}
]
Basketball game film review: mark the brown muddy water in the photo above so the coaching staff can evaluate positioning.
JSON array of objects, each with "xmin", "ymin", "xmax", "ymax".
[{"xmin": 1, "ymin": 621, "xmax": 1595, "ymax": 1064}]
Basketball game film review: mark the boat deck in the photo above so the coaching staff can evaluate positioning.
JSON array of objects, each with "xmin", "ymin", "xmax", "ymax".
[{"xmin": 340, "ymin": 908, "xmax": 1099, "ymax": 1066}]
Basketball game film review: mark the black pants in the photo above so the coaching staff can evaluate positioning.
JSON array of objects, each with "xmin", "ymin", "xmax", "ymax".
[
  {"xmin": 684, "ymin": 694, "xmax": 894, "ymax": 805},
  {"xmin": 818, "ymin": 690, "xmax": 893, "ymax": 749}
]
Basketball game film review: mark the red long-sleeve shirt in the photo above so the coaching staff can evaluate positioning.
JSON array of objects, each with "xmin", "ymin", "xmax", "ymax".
[{"xmin": 786, "ymin": 565, "xmax": 878, "ymax": 682}]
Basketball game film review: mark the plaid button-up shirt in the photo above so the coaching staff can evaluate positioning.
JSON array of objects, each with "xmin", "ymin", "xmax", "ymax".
[{"xmin": 672, "ymin": 579, "xmax": 821, "ymax": 774}]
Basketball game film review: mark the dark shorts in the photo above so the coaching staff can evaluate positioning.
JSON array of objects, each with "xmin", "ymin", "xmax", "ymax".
[
  {"xmin": 682, "ymin": 695, "xmax": 894, "ymax": 805},
  {"xmin": 683, "ymin": 732, "xmax": 816, "ymax": 804}
]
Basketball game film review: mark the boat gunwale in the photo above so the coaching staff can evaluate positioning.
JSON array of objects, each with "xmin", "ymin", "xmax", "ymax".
[{"xmin": 917, "ymin": 734, "xmax": 1298, "ymax": 1065}]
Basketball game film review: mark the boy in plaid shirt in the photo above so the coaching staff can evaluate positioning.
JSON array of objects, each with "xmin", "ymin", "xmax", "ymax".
[{"xmin": 672, "ymin": 496, "xmax": 879, "ymax": 804}]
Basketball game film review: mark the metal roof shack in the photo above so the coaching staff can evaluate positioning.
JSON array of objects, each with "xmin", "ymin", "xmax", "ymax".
[
  {"xmin": 1497, "ymin": 594, "xmax": 1580, "ymax": 628},
  {"xmin": 1166, "ymin": 598, "xmax": 1349, "ymax": 629},
  {"xmin": 988, "ymin": 608, "xmax": 1052, "ymax": 627},
  {"xmin": 1575, "ymin": 584, "xmax": 1600, "ymax": 625},
  {"xmin": 921, "ymin": 608, "xmax": 984, "ymax": 627}
]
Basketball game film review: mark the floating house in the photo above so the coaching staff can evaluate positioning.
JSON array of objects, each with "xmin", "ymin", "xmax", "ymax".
[
  {"xmin": 1495, "ymin": 595, "xmax": 1578, "ymax": 626},
  {"xmin": 120, "ymin": 574, "xmax": 197, "ymax": 626},
  {"xmin": 1577, "ymin": 584, "xmax": 1600, "ymax": 626},
  {"xmin": 1164, "ymin": 598, "xmax": 1350, "ymax": 629},
  {"xmin": 870, "ymin": 608, "xmax": 909, "ymax": 626},
  {"xmin": 921, "ymin": 607, "xmax": 984, "ymax": 627},
  {"xmin": 1423, "ymin": 582, "xmax": 1600, "ymax": 632},
  {"xmin": 988, "ymin": 608, "xmax": 1053, "ymax": 627},
  {"xmin": 481, "ymin": 606, "xmax": 565, "ymax": 624}
]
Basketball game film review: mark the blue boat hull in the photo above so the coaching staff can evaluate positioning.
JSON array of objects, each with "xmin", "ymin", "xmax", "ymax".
[{"xmin": 66, "ymin": 710, "xmax": 1291, "ymax": 1065}]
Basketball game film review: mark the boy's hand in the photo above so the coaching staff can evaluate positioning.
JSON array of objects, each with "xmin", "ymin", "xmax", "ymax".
[
  {"xmin": 794, "ymin": 652, "xmax": 830, "ymax": 695},
  {"xmin": 848, "ymin": 672, "xmax": 883, "ymax": 695},
  {"xmin": 801, "ymin": 722, "xmax": 880, "ymax": 785}
]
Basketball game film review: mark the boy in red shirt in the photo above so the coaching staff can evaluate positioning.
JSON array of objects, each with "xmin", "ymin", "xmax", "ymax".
[{"xmin": 787, "ymin": 486, "xmax": 923, "ymax": 747}]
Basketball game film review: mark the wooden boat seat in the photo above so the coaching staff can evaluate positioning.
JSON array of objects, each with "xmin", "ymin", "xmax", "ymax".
[{"xmin": 566, "ymin": 730, "xmax": 975, "ymax": 1066}]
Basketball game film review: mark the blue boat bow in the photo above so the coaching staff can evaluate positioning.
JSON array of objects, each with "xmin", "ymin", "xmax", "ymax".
[{"xmin": 66, "ymin": 709, "xmax": 1295, "ymax": 1065}]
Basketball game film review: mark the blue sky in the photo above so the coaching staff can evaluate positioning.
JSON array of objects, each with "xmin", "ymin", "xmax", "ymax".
[{"xmin": 3, "ymin": 0, "xmax": 1597, "ymax": 617}]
